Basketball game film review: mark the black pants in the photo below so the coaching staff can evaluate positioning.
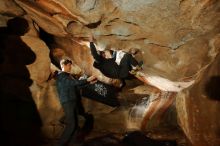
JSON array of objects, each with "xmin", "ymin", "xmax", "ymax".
[
  {"xmin": 119, "ymin": 53, "xmax": 138, "ymax": 79},
  {"xmin": 57, "ymin": 101, "xmax": 78, "ymax": 146}
]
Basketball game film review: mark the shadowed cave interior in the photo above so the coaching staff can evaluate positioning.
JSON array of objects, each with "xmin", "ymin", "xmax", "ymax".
[{"xmin": 0, "ymin": 0, "xmax": 220, "ymax": 146}]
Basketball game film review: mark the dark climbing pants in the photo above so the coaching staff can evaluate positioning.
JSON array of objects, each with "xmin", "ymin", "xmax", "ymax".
[
  {"xmin": 57, "ymin": 101, "xmax": 78, "ymax": 146},
  {"xmin": 119, "ymin": 53, "xmax": 139, "ymax": 79}
]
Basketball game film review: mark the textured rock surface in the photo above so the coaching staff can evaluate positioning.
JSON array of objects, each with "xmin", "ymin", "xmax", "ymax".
[
  {"xmin": 0, "ymin": 0, "xmax": 220, "ymax": 146},
  {"xmin": 0, "ymin": 0, "xmax": 24, "ymax": 17},
  {"xmin": 22, "ymin": 33, "xmax": 64, "ymax": 139},
  {"xmin": 12, "ymin": 0, "xmax": 220, "ymax": 80},
  {"xmin": 176, "ymin": 52, "xmax": 220, "ymax": 146}
]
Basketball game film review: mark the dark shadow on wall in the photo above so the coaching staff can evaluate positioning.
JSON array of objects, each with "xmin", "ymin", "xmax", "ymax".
[
  {"xmin": 38, "ymin": 27, "xmax": 61, "ymax": 69},
  {"xmin": 0, "ymin": 17, "xmax": 43, "ymax": 146},
  {"xmin": 204, "ymin": 76, "xmax": 220, "ymax": 101}
]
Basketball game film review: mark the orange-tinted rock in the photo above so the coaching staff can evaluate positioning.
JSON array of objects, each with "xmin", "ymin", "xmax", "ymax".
[{"xmin": 0, "ymin": 0, "xmax": 220, "ymax": 145}]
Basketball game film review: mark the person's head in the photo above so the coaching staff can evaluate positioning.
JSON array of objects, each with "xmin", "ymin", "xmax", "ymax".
[
  {"xmin": 100, "ymin": 50, "xmax": 114, "ymax": 59},
  {"xmin": 60, "ymin": 58, "xmax": 72, "ymax": 73},
  {"xmin": 7, "ymin": 17, "xmax": 29, "ymax": 36},
  {"xmin": 129, "ymin": 48, "xmax": 139, "ymax": 55}
]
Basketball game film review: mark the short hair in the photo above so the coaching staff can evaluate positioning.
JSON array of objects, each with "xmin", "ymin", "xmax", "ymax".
[
  {"xmin": 109, "ymin": 50, "xmax": 114, "ymax": 55},
  {"xmin": 104, "ymin": 49, "xmax": 114, "ymax": 55},
  {"xmin": 129, "ymin": 48, "xmax": 139, "ymax": 55},
  {"xmin": 99, "ymin": 51, "xmax": 105, "ymax": 56},
  {"xmin": 60, "ymin": 58, "xmax": 72, "ymax": 66}
]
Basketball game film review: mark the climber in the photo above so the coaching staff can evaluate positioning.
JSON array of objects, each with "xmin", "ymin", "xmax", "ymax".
[
  {"xmin": 55, "ymin": 58, "xmax": 96, "ymax": 146},
  {"xmin": 79, "ymin": 35, "xmax": 142, "ymax": 88}
]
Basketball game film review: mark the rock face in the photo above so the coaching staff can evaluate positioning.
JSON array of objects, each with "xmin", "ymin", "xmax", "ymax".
[
  {"xmin": 0, "ymin": 0, "xmax": 24, "ymax": 16},
  {"xmin": 176, "ymin": 52, "xmax": 220, "ymax": 146},
  {"xmin": 0, "ymin": 0, "xmax": 220, "ymax": 146},
  {"xmin": 12, "ymin": 0, "xmax": 220, "ymax": 80}
]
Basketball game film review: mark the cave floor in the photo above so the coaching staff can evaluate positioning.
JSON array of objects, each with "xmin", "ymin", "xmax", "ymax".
[{"xmin": 40, "ymin": 127, "xmax": 188, "ymax": 146}]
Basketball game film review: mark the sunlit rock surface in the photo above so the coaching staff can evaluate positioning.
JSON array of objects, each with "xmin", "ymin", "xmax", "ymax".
[{"xmin": 0, "ymin": 0, "xmax": 220, "ymax": 146}]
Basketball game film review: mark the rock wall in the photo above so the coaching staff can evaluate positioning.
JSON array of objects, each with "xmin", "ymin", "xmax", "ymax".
[
  {"xmin": 177, "ymin": 52, "xmax": 220, "ymax": 146},
  {"xmin": 0, "ymin": 0, "xmax": 220, "ymax": 145},
  {"xmin": 12, "ymin": 0, "xmax": 220, "ymax": 80}
]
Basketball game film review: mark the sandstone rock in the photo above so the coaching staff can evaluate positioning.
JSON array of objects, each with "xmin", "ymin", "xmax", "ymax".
[
  {"xmin": 176, "ymin": 53, "xmax": 220, "ymax": 146},
  {"xmin": 22, "ymin": 23, "xmax": 64, "ymax": 139},
  {"xmin": 0, "ymin": 0, "xmax": 220, "ymax": 145},
  {"xmin": 0, "ymin": 0, "xmax": 24, "ymax": 17},
  {"xmin": 22, "ymin": 36, "xmax": 50, "ymax": 85}
]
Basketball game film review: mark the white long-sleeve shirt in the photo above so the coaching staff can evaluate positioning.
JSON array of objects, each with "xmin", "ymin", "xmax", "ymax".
[{"xmin": 115, "ymin": 50, "xmax": 126, "ymax": 65}]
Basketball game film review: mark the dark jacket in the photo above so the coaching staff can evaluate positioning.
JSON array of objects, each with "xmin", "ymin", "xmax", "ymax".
[
  {"xmin": 56, "ymin": 72, "xmax": 88, "ymax": 104},
  {"xmin": 90, "ymin": 42, "xmax": 120, "ymax": 79}
]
